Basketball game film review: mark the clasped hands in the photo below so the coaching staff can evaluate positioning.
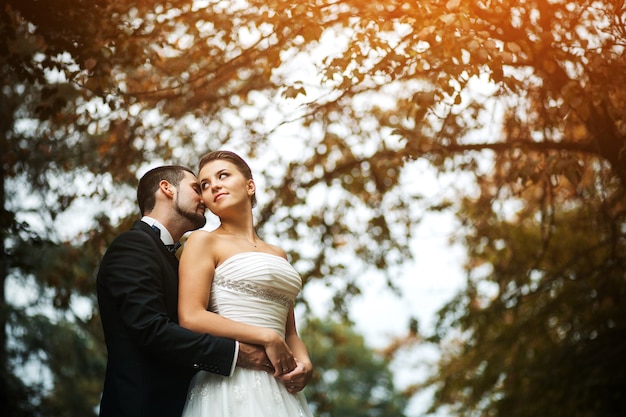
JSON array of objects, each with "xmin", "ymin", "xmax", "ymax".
[
  {"xmin": 264, "ymin": 337, "xmax": 312, "ymax": 393},
  {"xmin": 276, "ymin": 358, "xmax": 312, "ymax": 393},
  {"xmin": 238, "ymin": 338, "xmax": 312, "ymax": 393}
]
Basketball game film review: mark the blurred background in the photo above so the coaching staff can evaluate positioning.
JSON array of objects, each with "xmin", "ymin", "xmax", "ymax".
[{"xmin": 1, "ymin": 1, "xmax": 625, "ymax": 416}]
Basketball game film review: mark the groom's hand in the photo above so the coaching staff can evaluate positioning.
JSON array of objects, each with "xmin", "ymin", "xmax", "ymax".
[{"xmin": 236, "ymin": 342, "xmax": 274, "ymax": 373}]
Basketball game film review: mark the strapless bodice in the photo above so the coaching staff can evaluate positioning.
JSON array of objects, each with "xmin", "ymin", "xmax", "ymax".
[{"xmin": 210, "ymin": 252, "xmax": 302, "ymax": 338}]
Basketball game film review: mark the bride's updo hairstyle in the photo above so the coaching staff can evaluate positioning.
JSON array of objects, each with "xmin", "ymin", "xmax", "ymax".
[{"xmin": 198, "ymin": 150, "xmax": 257, "ymax": 208}]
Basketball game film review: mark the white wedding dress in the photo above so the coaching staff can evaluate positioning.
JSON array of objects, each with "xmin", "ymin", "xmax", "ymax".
[{"xmin": 181, "ymin": 252, "xmax": 314, "ymax": 417}]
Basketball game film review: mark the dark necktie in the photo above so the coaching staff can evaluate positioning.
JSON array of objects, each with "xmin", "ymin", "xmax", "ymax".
[
  {"xmin": 151, "ymin": 225, "xmax": 180, "ymax": 254},
  {"xmin": 166, "ymin": 242, "xmax": 181, "ymax": 254}
]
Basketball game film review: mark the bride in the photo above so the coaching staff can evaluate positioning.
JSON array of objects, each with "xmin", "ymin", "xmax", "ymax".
[{"xmin": 178, "ymin": 150, "xmax": 314, "ymax": 417}]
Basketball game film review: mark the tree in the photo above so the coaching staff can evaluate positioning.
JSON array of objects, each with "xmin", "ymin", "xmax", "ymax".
[
  {"xmin": 272, "ymin": 0, "xmax": 624, "ymax": 415},
  {"xmin": 424, "ymin": 162, "xmax": 626, "ymax": 416},
  {"xmin": 1, "ymin": 2, "xmax": 122, "ymax": 414},
  {"xmin": 301, "ymin": 317, "xmax": 408, "ymax": 417},
  {"xmin": 2, "ymin": 1, "xmax": 415, "ymax": 414},
  {"xmin": 2, "ymin": 0, "xmax": 625, "ymax": 416},
  {"xmin": 304, "ymin": 0, "xmax": 624, "ymax": 415}
]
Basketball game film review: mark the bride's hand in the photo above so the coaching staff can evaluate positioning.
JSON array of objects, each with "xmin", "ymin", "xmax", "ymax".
[
  {"xmin": 263, "ymin": 331, "xmax": 296, "ymax": 377},
  {"xmin": 278, "ymin": 359, "xmax": 313, "ymax": 393}
]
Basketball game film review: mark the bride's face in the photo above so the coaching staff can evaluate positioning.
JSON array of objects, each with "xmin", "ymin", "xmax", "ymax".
[{"xmin": 198, "ymin": 159, "xmax": 255, "ymax": 215}]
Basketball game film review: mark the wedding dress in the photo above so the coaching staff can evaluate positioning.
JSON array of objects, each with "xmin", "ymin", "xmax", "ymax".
[{"xmin": 181, "ymin": 252, "xmax": 314, "ymax": 417}]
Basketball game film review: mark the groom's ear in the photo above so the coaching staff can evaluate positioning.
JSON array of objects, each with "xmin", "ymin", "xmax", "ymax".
[{"xmin": 158, "ymin": 180, "xmax": 175, "ymax": 199}]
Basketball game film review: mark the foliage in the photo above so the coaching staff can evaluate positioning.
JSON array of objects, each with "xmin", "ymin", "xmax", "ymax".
[
  {"xmin": 1, "ymin": 0, "xmax": 414, "ymax": 415},
  {"xmin": 301, "ymin": 317, "xmax": 408, "ymax": 417},
  {"xmin": 301, "ymin": 0, "xmax": 626, "ymax": 415},
  {"xmin": 1, "ymin": 0, "xmax": 625, "ymax": 416},
  {"xmin": 426, "ymin": 156, "xmax": 626, "ymax": 416}
]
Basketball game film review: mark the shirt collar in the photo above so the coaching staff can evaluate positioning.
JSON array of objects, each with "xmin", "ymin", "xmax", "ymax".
[{"xmin": 141, "ymin": 216, "xmax": 175, "ymax": 245}]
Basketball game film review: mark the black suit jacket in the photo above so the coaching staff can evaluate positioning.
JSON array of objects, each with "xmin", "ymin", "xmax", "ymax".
[{"xmin": 97, "ymin": 221, "xmax": 236, "ymax": 417}]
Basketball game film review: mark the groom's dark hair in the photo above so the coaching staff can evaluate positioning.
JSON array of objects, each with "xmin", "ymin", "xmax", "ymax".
[{"xmin": 137, "ymin": 165, "xmax": 194, "ymax": 215}]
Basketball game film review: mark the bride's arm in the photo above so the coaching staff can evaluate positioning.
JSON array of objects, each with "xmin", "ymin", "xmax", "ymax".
[
  {"xmin": 284, "ymin": 308, "xmax": 312, "ymax": 368},
  {"xmin": 178, "ymin": 232, "xmax": 295, "ymax": 375},
  {"xmin": 280, "ymin": 307, "xmax": 313, "ymax": 392}
]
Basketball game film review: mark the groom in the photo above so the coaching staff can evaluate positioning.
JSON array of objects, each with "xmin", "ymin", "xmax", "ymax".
[{"xmin": 97, "ymin": 165, "xmax": 271, "ymax": 417}]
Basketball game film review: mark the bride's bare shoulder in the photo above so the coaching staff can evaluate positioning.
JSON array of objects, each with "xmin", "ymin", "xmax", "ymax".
[
  {"xmin": 265, "ymin": 243, "xmax": 288, "ymax": 260},
  {"xmin": 186, "ymin": 228, "xmax": 221, "ymax": 245}
]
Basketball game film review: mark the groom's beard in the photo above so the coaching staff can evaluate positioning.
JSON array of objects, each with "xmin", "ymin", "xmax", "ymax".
[{"xmin": 175, "ymin": 199, "xmax": 207, "ymax": 231}]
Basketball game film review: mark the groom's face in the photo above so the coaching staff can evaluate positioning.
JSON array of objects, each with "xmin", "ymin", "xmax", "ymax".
[{"xmin": 174, "ymin": 171, "xmax": 207, "ymax": 230}]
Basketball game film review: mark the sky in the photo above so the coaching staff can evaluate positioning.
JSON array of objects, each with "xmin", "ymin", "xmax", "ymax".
[
  {"xmin": 353, "ymin": 213, "xmax": 465, "ymax": 416},
  {"xmin": 298, "ymin": 161, "xmax": 468, "ymax": 417}
]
